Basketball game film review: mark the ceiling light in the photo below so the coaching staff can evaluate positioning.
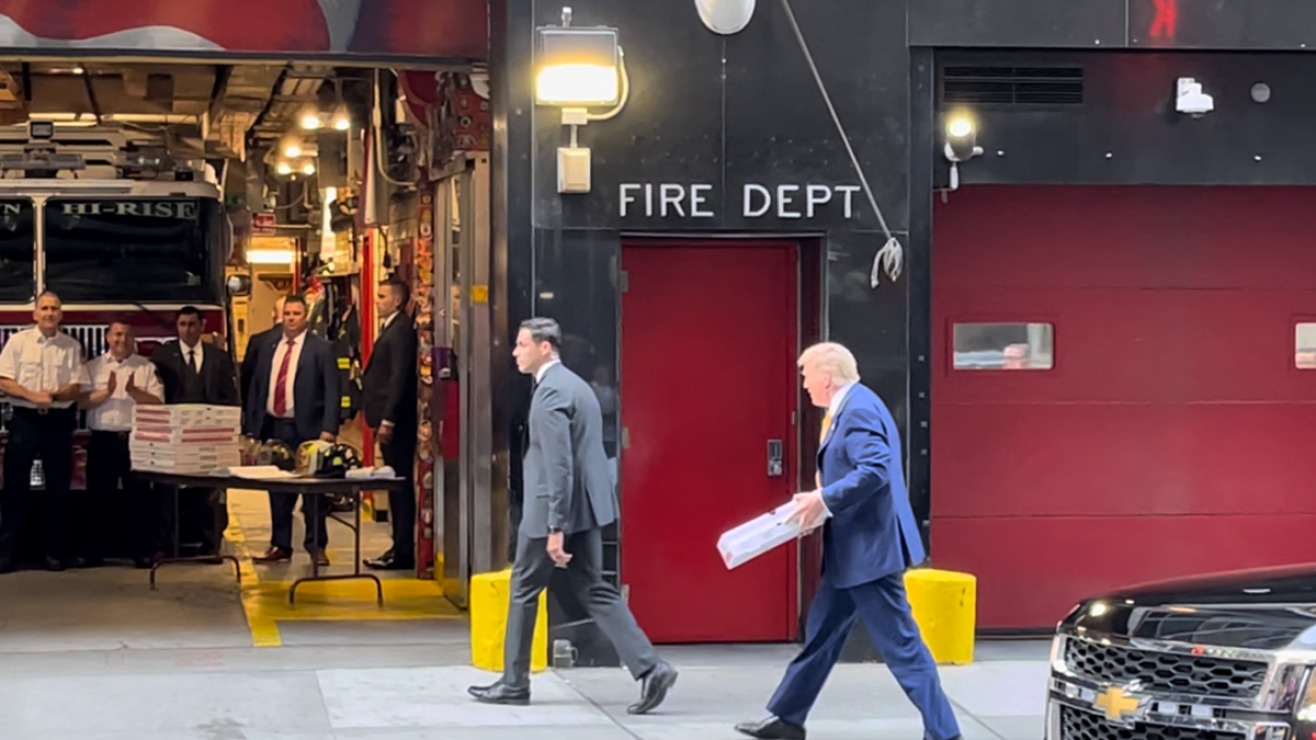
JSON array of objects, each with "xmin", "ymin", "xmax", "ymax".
[
  {"xmin": 302, "ymin": 161, "xmax": 316, "ymax": 175},
  {"xmin": 283, "ymin": 142, "xmax": 302, "ymax": 158},
  {"xmin": 300, "ymin": 111, "xmax": 323, "ymax": 130},
  {"xmin": 276, "ymin": 162, "xmax": 292, "ymax": 176}
]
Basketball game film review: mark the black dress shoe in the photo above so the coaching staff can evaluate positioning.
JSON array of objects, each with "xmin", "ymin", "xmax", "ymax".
[
  {"xmin": 364, "ymin": 552, "xmax": 415, "ymax": 571},
  {"xmin": 735, "ymin": 716, "xmax": 806, "ymax": 740},
  {"xmin": 252, "ymin": 547, "xmax": 293, "ymax": 564},
  {"xmin": 467, "ymin": 680, "xmax": 530, "ymax": 706},
  {"xmin": 628, "ymin": 660, "xmax": 678, "ymax": 715}
]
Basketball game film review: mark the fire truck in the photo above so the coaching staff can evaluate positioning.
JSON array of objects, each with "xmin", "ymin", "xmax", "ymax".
[{"xmin": 0, "ymin": 121, "xmax": 233, "ymax": 490}]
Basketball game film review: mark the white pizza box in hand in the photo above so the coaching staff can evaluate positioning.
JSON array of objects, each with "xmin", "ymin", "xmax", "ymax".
[{"xmin": 717, "ymin": 501, "xmax": 831, "ymax": 570}]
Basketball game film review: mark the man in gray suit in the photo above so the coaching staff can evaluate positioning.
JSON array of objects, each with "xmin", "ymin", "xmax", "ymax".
[{"xmin": 468, "ymin": 317, "xmax": 678, "ymax": 713}]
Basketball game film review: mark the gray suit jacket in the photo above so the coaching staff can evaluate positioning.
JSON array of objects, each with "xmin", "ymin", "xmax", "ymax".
[{"xmin": 520, "ymin": 362, "xmax": 618, "ymax": 537}]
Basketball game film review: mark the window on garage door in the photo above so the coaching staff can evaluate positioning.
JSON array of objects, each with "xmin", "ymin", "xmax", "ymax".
[
  {"xmin": 1295, "ymin": 322, "xmax": 1316, "ymax": 369},
  {"xmin": 953, "ymin": 322, "xmax": 1054, "ymax": 370}
]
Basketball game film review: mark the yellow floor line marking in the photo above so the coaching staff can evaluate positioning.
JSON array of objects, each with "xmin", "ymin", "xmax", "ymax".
[
  {"xmin": 224, "ymin": 507, "xmax": 283, "ymax": 648},
  {"xmin": 227, "ymin": 497, "xmax": 463, "ymax": 649}
]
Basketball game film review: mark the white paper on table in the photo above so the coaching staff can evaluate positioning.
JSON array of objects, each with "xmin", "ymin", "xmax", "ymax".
[
  {"xmin": 716, "ymin": 500, "xmax": 831, "ymax": 570},
  {"xmin": 226, "ymin": 465, "xmax": 297, "ymax": 480}
]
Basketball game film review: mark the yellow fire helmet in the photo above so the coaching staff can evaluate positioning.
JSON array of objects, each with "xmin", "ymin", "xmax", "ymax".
[{"xmin": 296, "ymin": 440, "xmax": 334, "ymax": 475}]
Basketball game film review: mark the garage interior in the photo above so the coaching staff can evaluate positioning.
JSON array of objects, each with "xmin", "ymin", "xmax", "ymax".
[{"xmin": 0, "ymin": 56, "xmax": 488, "ymax": 650}]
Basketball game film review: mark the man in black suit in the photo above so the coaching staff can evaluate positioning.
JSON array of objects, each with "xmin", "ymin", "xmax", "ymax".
[
  {"xmin": 362, "ymin": 278, "xmax": 419, "ymax": 571},
  {"xmin": 151, "ymin": 306, "xmax": 241, "ymax": 556},
  {"xmin": 243, "ymin": 294, "xmax": 342, "ymax": 566},
  {"xmin": 240, "ymin": 295, "xmax": 285, "ymax": 404}
]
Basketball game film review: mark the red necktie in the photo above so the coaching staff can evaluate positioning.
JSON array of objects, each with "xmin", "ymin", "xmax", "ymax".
[{"xmin": 272, "ymin": 339, "xmax": 295, "ymax": 417}]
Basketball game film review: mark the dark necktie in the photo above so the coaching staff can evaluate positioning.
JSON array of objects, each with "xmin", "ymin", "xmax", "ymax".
[{"xmin": 187, "ymin": 348, "xmax": 197, "ymax": 374}]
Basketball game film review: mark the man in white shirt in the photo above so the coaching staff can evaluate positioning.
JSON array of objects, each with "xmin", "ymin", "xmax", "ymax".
[
  {"xmin": 80, "ymin": 321, "xmax": 164, "ymax": 568},
  {"xmin": 0, "ymin": 291, "xmax": 90, "ymax": 572}
]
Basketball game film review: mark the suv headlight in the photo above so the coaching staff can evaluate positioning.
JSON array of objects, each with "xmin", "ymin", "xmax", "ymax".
[{"xmin": 1299, "ymin": 669, "xmax": 1316, "ymax": 722}]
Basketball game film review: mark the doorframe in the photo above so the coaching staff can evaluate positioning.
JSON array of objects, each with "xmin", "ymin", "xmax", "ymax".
[{"xmin": 615, "ymin": 233, "xmax": 826, "ymax": 640}]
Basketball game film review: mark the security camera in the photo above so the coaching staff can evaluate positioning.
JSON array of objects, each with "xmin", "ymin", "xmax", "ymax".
[{"xmin": 1175, "ymin": 77, "xmax": 1214, "ymax": 117}]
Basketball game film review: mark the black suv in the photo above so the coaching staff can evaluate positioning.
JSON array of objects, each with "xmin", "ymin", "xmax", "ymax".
[{"xmin": 1047, "ymin": 563, "xmax": 1316, "ymax": 739}]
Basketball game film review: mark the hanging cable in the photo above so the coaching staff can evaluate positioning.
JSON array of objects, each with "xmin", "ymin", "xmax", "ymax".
[{"xmin": 778, "ymin": 0, "xmax": 902, "ymax": 288}]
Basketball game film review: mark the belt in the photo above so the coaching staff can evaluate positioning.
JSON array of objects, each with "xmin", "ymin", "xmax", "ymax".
[
  {"xmin": 12, "ymin": 405, "xmax": 73, "ymax": 416},
  {"xmin": 90, "ymin": 430, "xmax": 131, "ymax": 438}
]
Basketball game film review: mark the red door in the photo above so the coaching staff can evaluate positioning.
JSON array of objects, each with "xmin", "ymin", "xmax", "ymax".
[
  {"xmin": 619, "ymin": 240, "xmax": 799, "ymax": 643},
  {"xmin": 931, "ymin": 185, "xmax": 1316, "ymax": 630}
]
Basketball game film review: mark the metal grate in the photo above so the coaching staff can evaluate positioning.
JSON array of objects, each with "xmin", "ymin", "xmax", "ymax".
[
  {"xmin": 1060, "ymin": 706, "xmax": 1248, "ymax": 740},
  {"xmin": 1064, "ymin": 639, "xmax": 1267, "ymax": 700},
  {"xmin": 942, "ymin": 66, "xmax": 1084, "ymax": 105}
]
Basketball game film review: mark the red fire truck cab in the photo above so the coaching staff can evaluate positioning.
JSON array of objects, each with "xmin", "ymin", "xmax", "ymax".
[{"xmin": 0, "ymin": 122, "xmax": 232, "ymax": 490}]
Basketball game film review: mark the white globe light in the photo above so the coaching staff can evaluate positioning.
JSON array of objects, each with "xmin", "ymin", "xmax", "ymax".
[{"xmin": 695, "ymin": 0, "xmax": 755, "ymax": 35}]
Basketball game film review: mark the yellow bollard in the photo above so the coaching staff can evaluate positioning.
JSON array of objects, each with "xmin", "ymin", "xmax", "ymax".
[
  {"xmin": 469, "ymin": 568, "xmax": 549, "ymax": 673},
  {"xmin": 904, "ymin": 568, "xmax": 977, "ymax": 665}
]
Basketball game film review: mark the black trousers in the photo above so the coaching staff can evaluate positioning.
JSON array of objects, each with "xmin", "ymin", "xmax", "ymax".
[
  {"xmin": 381, "ymin": 422, "xmax": 417, "ymax": 561},
  {"xmin": 262, "ymin": 418, "xmax": 328, "ymax": 552},
  {"xmin": 0, "ymin": 407, "xmax": 75, "ymax": 563},
  {"xmin": 84, "ymin": 430, "xmax": 166, "ymax": 560}
]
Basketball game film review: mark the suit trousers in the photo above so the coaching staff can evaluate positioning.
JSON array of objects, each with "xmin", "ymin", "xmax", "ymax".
[
  {"xmin": 262, "ymin": 418, "xmax": 328, "ymax": 552},
  {"xmin": 503, "ymin": 528, "xmax": 659, "ymax": 689},
  {"xmin": 0, "ymin": 407, "xmax": 75, "ymax": 563},
  {"xmin": 766, "ymin": 572, "xmax": 960, "ymax": 740},
  {"xmin": 380, "ymin": 424, "xmax": 416, "ymax": 560},
  {"xmin": 84, "ymin": 431, "xmax": 165, "ymax": 560}
]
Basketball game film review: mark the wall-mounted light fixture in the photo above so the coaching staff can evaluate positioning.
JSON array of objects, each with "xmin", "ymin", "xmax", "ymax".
[
  {"xmin": 535, "ymin": 7, "xmax": 630, "ymax": 194},
  {"xmin": 942, "ymin": 110, "xmax": 982, "ymax": 191}
]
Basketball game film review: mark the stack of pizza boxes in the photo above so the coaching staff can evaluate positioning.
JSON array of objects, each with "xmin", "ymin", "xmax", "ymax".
[{"xmin": 129, "ymin": 404, "xmax": 242, "ymax": 474}]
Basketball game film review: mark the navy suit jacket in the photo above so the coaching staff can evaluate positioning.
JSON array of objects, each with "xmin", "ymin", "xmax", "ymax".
[
  {"xmin": 242, "ymin": 331, "xmax": 341, "ymax": 443},
  {"xmin": 818, "ymin": 382, "xmax": 926, "ymax": 588}
]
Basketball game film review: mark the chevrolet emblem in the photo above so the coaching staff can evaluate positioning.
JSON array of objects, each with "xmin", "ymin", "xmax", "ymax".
[{"xmin": 1094, "ymin": 684, "xmax": 1146, "ymax": 724}]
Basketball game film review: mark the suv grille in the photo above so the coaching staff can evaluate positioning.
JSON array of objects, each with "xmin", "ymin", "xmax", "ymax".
[
  {"xmin": 1060, "ymin": 706, "xmax": 1246, "ymax": 740},
  {"xmin": 1064, "ymin": 638, "xmax": 1266, "ymax": 699}
]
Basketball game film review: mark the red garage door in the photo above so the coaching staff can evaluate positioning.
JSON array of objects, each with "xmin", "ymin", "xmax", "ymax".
[{"xmin": 931, "ymin": 185, "xmax": 1316, "ymax": 630}]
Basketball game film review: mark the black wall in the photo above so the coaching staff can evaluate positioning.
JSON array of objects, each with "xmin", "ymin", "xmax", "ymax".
[
  {"xmin": 490, "ymin": 0, "xmax": 1316, "ymax": 665},
  {"xmin": 506, "ymin": 0, "xmax": 915, "ymax": 665}
]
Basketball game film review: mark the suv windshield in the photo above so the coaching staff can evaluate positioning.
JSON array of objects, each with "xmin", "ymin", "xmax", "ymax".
[
  {"xmin": 42, "ymin": 197, "xmax": 221, "ymax": 303},
  {"xmin": 0, "ymin": 199, "xmax": 35, "ymax": 302}
]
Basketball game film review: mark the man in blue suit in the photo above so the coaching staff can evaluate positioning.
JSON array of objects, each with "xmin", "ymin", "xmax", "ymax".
[
  {"xmin": 243, "ymin": 294, "xmax": 342, "ymax": 567},
  {"xmin": 736, "ymin": 343, "xmax": 960, "ymax": 740}
]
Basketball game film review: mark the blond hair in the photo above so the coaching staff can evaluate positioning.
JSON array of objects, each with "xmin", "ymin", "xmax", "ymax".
[{"xmin": 797, "ymin": 342, "xmax": 860, "ymax": 383}]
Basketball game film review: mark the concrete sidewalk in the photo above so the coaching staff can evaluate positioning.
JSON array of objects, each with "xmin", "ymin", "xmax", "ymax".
[{"xmin": 0, "ymin": 640, "xmax": 1050, "ymax": 739}]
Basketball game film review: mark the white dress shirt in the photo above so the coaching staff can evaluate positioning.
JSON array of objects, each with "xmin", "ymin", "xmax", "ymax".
[
  {"xmin": 86, "ymin": 352, "xmax": 164, "ymax": 431},
  {"xmin": 817, "ymin": 380, "xmax": 858, "ymax": 516},
  {"xmin": 179, "ymin": 340, "xmax": 205, "ymax": 373},
  {"xmin": 0, "ymin": 327, "xmax": 90, "ymax": 409},
  {"xmin": 535, "ymin": 358, "xmax": 561, "ymax": 384},
  {"xmin": 266, "ymin": 330, "xmax": 307, "ymax": 418}
]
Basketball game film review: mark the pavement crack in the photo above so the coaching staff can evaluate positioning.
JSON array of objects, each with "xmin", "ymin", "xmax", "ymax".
[{"xmin": 553, "ymin": 669, "xmax": 645, "ymax": 740}]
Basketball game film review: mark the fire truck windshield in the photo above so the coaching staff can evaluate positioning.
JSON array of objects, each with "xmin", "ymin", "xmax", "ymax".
[
  {"xmin": 0, "ymin": 198, "xmax": 35, "ymax": 303},
  {"xmin": 42, "ymin": 197, "xmax": 222, "ymax": 304}
]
